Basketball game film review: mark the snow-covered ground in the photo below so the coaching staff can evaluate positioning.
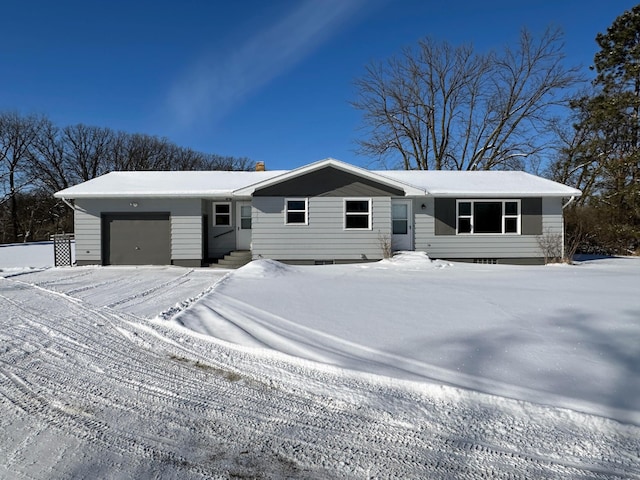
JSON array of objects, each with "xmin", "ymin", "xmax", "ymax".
[
  {"xmin": 1, "ymin": 245, "xmax": 639, "ymax": 479},
  {"xmin": 174, "ymin": 252, "xmax": 640, "ymax": 425},
  {"xmin": 0, "ymin": 241, "xmax": 59, "ymax": 271}
]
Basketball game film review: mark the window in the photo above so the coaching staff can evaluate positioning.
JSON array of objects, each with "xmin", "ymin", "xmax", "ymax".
[
  {"xmin": 345, "ymin": 199, "xmax": 371, "ymax": 230},
  {"xmin": 285, "ymin": 198, "xmax": 308, "ymax": 225},
  {"xmin": 456, "ymin": 200, "xmax": 520, "ymax": 234},
  {"xmin": 504, "ymin": 201, "xmax": 519, "ymax": 233},
  {"xmin": 392, "ymin": 202, "xmax": 409, "ymax": 234},
  {"xmin": 213, "ymin": 202, "xmax": 231, "ymax": 226},
  {"xmin": 458, "ymin": 201, "xmax": 472, "ymax": 234},
  {"xmin": 239, "ymin": 205, "xmax": 252, "ymax": 229}
]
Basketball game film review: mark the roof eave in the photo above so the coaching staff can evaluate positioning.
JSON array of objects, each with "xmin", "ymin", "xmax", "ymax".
[
  {"xmin": 428, "ymin": 191, "xmax": 582, "ymax": 198},
  {"xmin": 54, "ymin": 192, "xmax": 237, "ymax": 199}
]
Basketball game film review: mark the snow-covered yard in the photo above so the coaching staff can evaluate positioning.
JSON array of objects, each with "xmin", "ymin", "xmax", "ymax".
[
  {"xmin": 174, "ymin": 253, "xmax": 640, "ymax": 425},
  {"xmin": 0, "ymin": 245, "xmax": 638, "ymax": 479}
]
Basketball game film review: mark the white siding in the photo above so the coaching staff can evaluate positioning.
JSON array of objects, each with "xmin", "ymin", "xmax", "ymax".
[
  {"xmin": 171, "ymin": 215, "xmax": 202, "ymax": 259},
  {"xmin": 252, "ymin": 197, "xmax": 391, "ymax": 261},
  {"xmin": 73, "ymin": 198, "xmax": 203, "ymax": 264},
  {"xmin": 74, "ymin": 206, "xmax": 102, "ymax": 263}
]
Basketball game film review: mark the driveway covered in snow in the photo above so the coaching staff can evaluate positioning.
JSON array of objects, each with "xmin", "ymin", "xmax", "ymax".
[{"xmin": 0, "ymin": 259, "xmax": 639, "ymax": 478}]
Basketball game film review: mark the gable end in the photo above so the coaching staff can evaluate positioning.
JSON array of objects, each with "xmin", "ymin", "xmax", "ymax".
[{"xmin": 253, "ymin": 166, "xmax": 405, "ymax": 197}]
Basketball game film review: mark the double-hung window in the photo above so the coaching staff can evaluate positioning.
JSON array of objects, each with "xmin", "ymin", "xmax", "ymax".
[
  {"xmin": 344, "ymin": 198, "xmax": 372, "ymax": 230},
  {"xmin": 457, "ymin": 200, "xmax": 520, "ymax": 234},
  {"xmin": 212, "ymin": 202, "xmax": 231, "ymax": 226},
  {"xmin": 285, "ymin": 198, "xmax": 308, "ymax": 225}
]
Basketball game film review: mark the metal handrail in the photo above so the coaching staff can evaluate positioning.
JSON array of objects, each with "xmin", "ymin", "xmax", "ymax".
[{"xmin": 212, "ymin": 229, "xmax": 234, "ymax": 239}]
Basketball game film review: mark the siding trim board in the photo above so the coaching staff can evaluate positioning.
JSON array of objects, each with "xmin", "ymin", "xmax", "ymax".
[
  {"xmin": 434, "ymin": 198, "xmax": 456, "ymax": 235},
  {"xmin": 521, "ymin": 197, "xmax": 543, "ymax": 235}
]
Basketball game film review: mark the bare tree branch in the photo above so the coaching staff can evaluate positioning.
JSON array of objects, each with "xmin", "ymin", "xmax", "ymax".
[{"xmin": 352, "ymin": 27, "xmax": 583, "ymax": 171}]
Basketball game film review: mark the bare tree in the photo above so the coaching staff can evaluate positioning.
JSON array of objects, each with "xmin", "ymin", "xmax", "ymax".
[
  {"xmin": 30, "ymin": 118, "xmax": 70, "ymax": 194},
  {"xmin": 1, "ymin": 110, "xmax": 257, "ymax": 243},
  {"xmin": 547, "ymin": 5, "xmax": 640, "ymax": 255},
  {"xmin": 546, "ymin": 92, "xmax": 602, "ymax": 205},
  {"xmin": 352, "ymin": 27, "xmax": 583, "ymax": 171},
  {"xmin": 62, "ymin": 124, "xmax": 114, "ymax": 182},
  {"xmin": 0, "ymin": 112, "xmax": 44, "ymax": 242},
  {"xmin": 113, "ymin": 133, "xmax": 173, "ymax": 171},
  {"xmin": 196, "ymin": 154, "xmax": 254, "ymax": 171}
]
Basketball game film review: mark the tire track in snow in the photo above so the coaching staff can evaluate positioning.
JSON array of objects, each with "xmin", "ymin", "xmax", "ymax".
[
  {"xmin": 16, "ymin": 267, "xmax": 227, "ymax": 320},
  {"xmin": 104, "ymin": 269, "xmax": 197, "ymax": 309},
  {"xmin": 0, "ymin": 275, "xmax": 638, "ymax": 479}
]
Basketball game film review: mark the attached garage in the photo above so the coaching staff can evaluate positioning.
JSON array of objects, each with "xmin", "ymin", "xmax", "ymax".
[{"xmin": 102, "ymin": 213, "xmax": 171, "ymax": 265}]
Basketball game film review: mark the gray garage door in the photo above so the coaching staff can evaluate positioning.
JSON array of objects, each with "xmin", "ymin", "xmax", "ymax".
[{"xmin": 102, "ymin": 213, "xmax": 171, "ymax": 265}]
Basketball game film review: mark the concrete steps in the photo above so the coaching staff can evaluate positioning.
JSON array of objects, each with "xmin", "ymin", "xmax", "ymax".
[{"xmin": 211, "ymin": 250, "xmax": 252, "ymax": 269}]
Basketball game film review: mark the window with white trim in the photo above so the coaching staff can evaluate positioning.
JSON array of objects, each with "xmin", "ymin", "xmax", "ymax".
[
  {"xmin": 456, "ymin": 200, "xmax": 520, "ymax": 234},
  {"xmin": 285, "ymin": 198, "xmax": 308, "ymax": 225},
  {"xmin": 212, "ymin": 202, "xmax": 231, "ymax": 226},
  {"xmin": 344, "ymin": 198, "xmax": 372, "ymax": 230}
]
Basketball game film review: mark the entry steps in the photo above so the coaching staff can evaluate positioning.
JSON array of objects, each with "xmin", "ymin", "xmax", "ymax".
[{"xmin": 211, "ymin": 250, "xmax": 252, "ymax": 269}]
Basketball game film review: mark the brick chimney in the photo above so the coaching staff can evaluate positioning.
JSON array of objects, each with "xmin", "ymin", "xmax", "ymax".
[{"xmin": 255, "ymin": 161, "xmax": 265, "ymax": 171}]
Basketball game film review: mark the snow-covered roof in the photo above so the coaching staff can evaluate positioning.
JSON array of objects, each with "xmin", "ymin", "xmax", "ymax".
[
  {"xmin": 54, "ymin": 170, "xmax": 287, "ymax": 199},
  {"xmin": 54, "ymin": 159, "xmax": 581, "ymax": 199},
  {"xmin": 376, "ymin": 170, "xmax": 582, "ymax": 197}
]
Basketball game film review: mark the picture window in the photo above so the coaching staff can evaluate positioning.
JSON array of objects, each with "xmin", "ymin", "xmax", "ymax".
[{"xmin": 456, "ymin": 200, "xmax": 520, "ymax": 235}]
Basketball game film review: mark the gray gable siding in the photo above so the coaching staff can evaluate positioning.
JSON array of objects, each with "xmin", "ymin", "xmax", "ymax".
[
  {"xmin": 253, "ymin": 167, "xmax": 405, "ymax": 197},
  {"xmin": 251, "ymin": 196, "xmax": 391, "ymax": 261}
]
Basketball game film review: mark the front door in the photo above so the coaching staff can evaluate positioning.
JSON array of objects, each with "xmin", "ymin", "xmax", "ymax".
[
  {"xmin": 236, "ymin": 201, "xmax": 252, "ymax": 250},
  {"xmin": 391, "ymin": 199, "xmax": 413, "ymax": 251}
]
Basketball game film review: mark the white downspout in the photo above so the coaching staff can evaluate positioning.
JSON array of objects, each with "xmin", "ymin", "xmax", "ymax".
[
  {"xmin": 59, "ymin": 197, "xmax": 74, "ymax": 211},
  {"xmin": 561, "ymin": 196, "xmax": 577, "ymax": 261},
  {"xmin": 562, "ymin": 196, "xmax": 576, "ymax": 210}
]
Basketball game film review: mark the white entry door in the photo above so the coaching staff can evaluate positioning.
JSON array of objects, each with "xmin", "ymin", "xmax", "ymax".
[
  {"xmin": 236, "ymin": 201, "xmax": 252, "ymax": 250},
  {"xmin": 391, "ymin": 199, "xmax": 413, "ymax": 251}
]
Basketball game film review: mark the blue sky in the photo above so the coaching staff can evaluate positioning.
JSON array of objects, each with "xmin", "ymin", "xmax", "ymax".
[{"xmin": 1, "ymin": 0, "xmax": 637, "ymax": 170}]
